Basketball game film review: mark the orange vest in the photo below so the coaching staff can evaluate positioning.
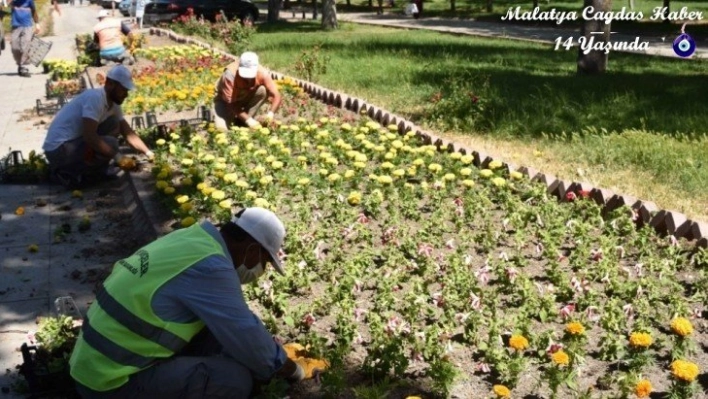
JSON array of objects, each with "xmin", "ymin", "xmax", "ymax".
[{"xmin": 94, "ymin": 18, "xmax": 124, "ymax": 50}]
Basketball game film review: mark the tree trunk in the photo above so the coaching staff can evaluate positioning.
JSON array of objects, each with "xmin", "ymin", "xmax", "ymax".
[
  {"xmin": 346, "ymin": 0, "xmax": 350, "ymax": 6},
  {"xmin": 533, "ymin": 0, "xmax": 538, "ymax": 9},
  {"xmin": 662, "ymin": 0, "xmax": 670, "ymax": 24},
  {"xmin": 369, "ymin": 0, "xmax": 373, "ymax": 7},
  {"xmin": 486, "ymin": 0, "xmax": 492, "ymax": 12},
  {"xmin": 627, "ymin": 0, "xmax": 633, "ymax": 10},
  {"xmin": 322, "ymin": 0, "xmax": 338, "ymax": 29},
  {"xmin": 450, "ymin": 0, "xmax": 455, "ymax": 13},
  {"xmin": 312, "ymin": 0, "xmax": 317, "ymax": 19},
  {"xmin": 577, "ymin": 0, "xmax": 612, "ymax": 75},
  {"xmin": 283, "ymin": 0, "xmax": 290, "ymax": 10},
  {"xmin": 267, "ymin": 0, "xmax": 281, "ymax": 22}
]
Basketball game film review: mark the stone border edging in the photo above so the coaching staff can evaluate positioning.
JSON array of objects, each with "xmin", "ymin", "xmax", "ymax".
[{"xmin": 146, "ymin": 27, "xmax": 707, "ymax": 249}]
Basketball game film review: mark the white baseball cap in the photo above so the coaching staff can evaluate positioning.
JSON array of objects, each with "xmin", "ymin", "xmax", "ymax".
[
  {"xmin": 233, "ymin": 207, "xmax": 286, "ymax": 275},
  {"xmin": 97, "ymin": 10, "xmax": 110, "ymax": 18},
  {"xmin": 106, "ymin": 65, "xmax": 135, "ymax": 90},
  {"xmin": 238, "ymin": 52, "xmax": 259, "ymax": 79}
]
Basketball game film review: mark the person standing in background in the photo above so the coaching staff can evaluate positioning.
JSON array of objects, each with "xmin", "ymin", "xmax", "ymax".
[{"xmin": 9, "ymin": 0, "xmax": 40, "ymax": 77}]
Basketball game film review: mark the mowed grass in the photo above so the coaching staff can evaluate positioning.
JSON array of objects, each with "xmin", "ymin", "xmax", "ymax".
[{"xmin": 251, "ymin": 21, "xmax": 708, "ymax": 221}]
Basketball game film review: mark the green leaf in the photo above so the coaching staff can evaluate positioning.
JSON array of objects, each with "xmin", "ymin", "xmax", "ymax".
[{"xmin": 283, "ymin": 316, "xmax": 294, "ymax": 327}]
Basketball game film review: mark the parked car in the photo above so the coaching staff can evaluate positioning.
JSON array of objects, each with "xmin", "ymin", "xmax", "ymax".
[
  {"xmin": 119, "ymin": 0, "xmax": 133, "ymax": 16},
  {"xmin": 101, "ymin": 0, "xmax": 122, "ymax": 9},
  {"xmin": 143, "ymin": 0, "xmax": 258, "ymax": 26}
]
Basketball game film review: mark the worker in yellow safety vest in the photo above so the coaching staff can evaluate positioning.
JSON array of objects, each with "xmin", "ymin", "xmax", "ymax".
[{"xmin": 69, "ymin": 207, "xmax": 327, "ymax": 398}]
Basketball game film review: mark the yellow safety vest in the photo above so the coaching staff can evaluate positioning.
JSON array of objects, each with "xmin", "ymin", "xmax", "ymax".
[{"xmin": 69, "ymin": 224, "xmax": 227, "ymax": 391}]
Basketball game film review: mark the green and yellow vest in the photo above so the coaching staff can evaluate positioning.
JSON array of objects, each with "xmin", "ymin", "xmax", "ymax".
[{"xmin": 69, "ymin": 224, "xmax": 227, "ymax": 391}]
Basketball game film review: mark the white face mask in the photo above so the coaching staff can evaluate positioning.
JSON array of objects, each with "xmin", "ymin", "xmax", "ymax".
[{"xmin": 237, "ymin": 262, "xmax": 264, "ymax": 285}]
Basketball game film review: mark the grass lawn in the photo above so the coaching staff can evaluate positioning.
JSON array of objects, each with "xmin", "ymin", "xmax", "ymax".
[{"xmin": 248, "ymin": 21, "xmax": 708, "ymax": 222}]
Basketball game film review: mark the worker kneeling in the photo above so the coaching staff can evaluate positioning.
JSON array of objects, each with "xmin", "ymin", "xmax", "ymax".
[{"xmin": 69, "ymin": 207, "xmax": 327, "ymax": 398}]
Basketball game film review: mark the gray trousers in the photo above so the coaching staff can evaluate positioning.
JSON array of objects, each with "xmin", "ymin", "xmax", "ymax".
[
  {"xmin": 74, "ymin": 329, "xmax": 255, "ymax": 399},
  {"xmin": 44, "ymin": 117, "xmax": 120, "ymax": 178},
  {"xmin": 11, "ymin": 26, "xmax": 33, "ymax": 66},
  {"xmin": 213, "ymin": 85, "xmax": 267, "ymax": 130}
]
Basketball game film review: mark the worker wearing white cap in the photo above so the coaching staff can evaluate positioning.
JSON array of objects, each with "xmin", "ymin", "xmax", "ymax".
[
  {"xmin": 69, "ymin": 208, "xmax": 326, "ymax": 398},
  {"xmin": 213, "ymin": 51, "xmax": 282, "ymax": 130},
  {"xmin": 42, "ymin": 65, "xmax": 153, "ymax": 189}
]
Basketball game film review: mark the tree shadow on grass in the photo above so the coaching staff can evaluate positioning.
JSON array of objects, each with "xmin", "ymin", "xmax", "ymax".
[{"xmin": 264, "ymin": 34, "xmax": 708, "ymax": 138}]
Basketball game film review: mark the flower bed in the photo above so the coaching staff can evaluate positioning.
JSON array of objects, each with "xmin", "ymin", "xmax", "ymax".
[
  {"xmin": 129, "ymin": 46, "xmax": 708, "ymax": 397},
  {"xmin": 121, "ymin": 45, "xmax": 231, "ymax": 115}
]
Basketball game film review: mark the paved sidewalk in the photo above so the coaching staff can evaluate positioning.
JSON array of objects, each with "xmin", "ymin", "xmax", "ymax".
[{"xmin": 0, "ymin": 5, "xmax": 140, "ymax": 396}]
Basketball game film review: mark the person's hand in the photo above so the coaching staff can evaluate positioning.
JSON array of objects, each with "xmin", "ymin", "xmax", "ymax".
[
  {"xmin": 34, "ymin": 23, "xmax": 41, "ymax": 34},
  {"xmin": 265, "ymin": 111, "xmax": 274, "ymax": 121},
  {"xmin": 293, "ymin": 357, "xmax": 329, "ymax": 379},
  {"xmin": 116, "ymin": 156, "xmax": 137, "ymax": 171},
  {"xmin": 283, "ymin": 343, "xmax": 306, "ymax": 360},
  {"xmin": 245, "ymin": 117, "xmax": 261, "ymax": 129},
  {"xmin": 145, "ymin": 150, "xmax": 155, "ymax": 162}
]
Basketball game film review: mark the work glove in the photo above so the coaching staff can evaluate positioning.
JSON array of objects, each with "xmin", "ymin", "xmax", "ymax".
[
  {"xmin": 282, "ymin": 342, "xmax": 329, "ymax": 380},
  {"xmin": 115, "ymin": 156, "xmax": 137, "ymax": 171},
  {"xmin": 293, "ymin": 357, "xmax": 329, "ymax": 379},
  {"xmin": 245, "ymin": 117, "xmax": 261, "ymax": 129}
]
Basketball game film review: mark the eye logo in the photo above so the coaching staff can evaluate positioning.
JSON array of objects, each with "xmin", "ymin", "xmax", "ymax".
[{"xmin": 673, "ymin": 33, "xmax": 696, "ymax": 58}]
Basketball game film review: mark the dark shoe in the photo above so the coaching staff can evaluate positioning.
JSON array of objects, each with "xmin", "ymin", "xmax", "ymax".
[
  {"xmin": 18, "ymin": 67, "xmax": 30, "ymax": 77},
  {"xmin": 53, "ymin": 170, "xmax": 82, "ymax": 189}
]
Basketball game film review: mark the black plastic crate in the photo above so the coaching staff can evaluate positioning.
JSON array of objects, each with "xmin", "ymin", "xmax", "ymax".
[{"xmin": 18, "ymin": 343, "xmax": 78, "ymax": 398}]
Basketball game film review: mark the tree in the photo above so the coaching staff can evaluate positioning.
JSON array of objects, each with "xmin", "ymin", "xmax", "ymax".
[
  {"xmin": 322, "ymin": 0, "xmax": 338, "ymax": 29},
  {"xmin": 267, "ymin": 0, "xmax": 281, "ymax": 22},
  {"xmin": 662, "ymin": 0, "xmax": 670, "ymax": 24},
  {"xmin": 577, "ymin": 0, "xmax": 612, "ymax": 74}
]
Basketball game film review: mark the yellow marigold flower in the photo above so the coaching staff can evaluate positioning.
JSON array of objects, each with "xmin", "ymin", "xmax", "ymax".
[
  {"xmin": 628, "ymin": 332, "xmax": 652, "ymax": 348},
  {"xmin": 634, "ymin": 380, "xmax": 651, "ymax": 398},
  {"xmin": 509, "ymin": 334, "xmax": 529, "ymax": 351},
  {"xmin": 489, "ymin": 160, "xmax": 503, "ymax": 169},
  {"xmin": 566, "ymin": 321, "xmax": 585, "ymax": 336},
  {"xmin": 176, "ymin": 195, "xmax": 189, "ymax": 204},
  {"xmin": 259, "ymin": 176, "xmax": 273, "ymax": 185},
  {"xmin": 670, "ymin": 359, "xmax": 699, "ymax": 382},
  {"xmin": 211, "ymin": 190, "xmax": 226, "ymax": 200},
  {"xmin": 510, "ymin": 171, "xmax": 523, "ymax": 180},
  {"xmin": 460, "ymin": 155, "xmax": 473, "ymax": 164},
  {"xmin": 271, "ymin": 161, "xmax": 284, "ymax": 170},
  {"xmin": 347, "ymin": 191, "xmax": 361, "ymax": 206},
  {"xmin": 71, "ymin": 190, "xmax": 83, "ymax": 198},
  {"xmin": 491, "ymin": 177, "xmax": 506, "ymax": 187},
  {"xmin": 156, "ymin": 139, "xmax": 166, "ymax": 146},
  {"xmin": 344, "ymin": 170, "xmax": 356, "ymax": 179},
  {"xmin": 218, "ymin": 199, "xmax": 232, "ymax": 209},
  {"xmin": 381, "ymin": 162, "xmax": 395, "ymax": 170},
  {"xmin": 327, "ymin": 173, "xmax": 341, "ymax": 183},
  {"xmin": 443, "ymin": 173, "xmax": 456, "ymax": 181},
  {"xmin": 156, "ymin": 181, "xmax": 168, "ymax": 190},
  {"xmin": 181, "ymin": 177, "xmax": 193, "ymax": 186},
  {"xmin": 353, "ymin": 161, "xmax": 367, "ymax": 169},
  {"xmin": 412, "ymin": 158, "xmax": 424, "ymax": 166},
  {"xmin": 164, "ymin": 187, "xmax": 175, "ymax": 195},
  {"xmin": 670, "ymin": 317, "xmax": 693, "ymax": 337},
  {"xmin": 254, "ymin": 198, "xmax": 270, "ymax": 208},
  {"xmin": 181, "ymin": 158, "xmax": 194, "ymax": 166},
  {"xmin": 28, "ymin": 244, "xmax": 39, "ymax": 253},
  {"xmin": 393, "ymin": 169, "xmax": 405, "ymax": 178},
  {"xmin": 427, "ymin": 163, "xmax": 442, "ymax": 173},
  {"xmin": 181, "ymin": 216, "xmax": 196, "ymax": 228},
  {"xmin": 492, "ymin": 384, "xmax": 511, "ymax": 398},
  {"xmin": 460, "ymin": 168, "xmax": 472, "ymax": 176},
  {"xmin": 551, "ymin": 350, "xmax": 570, "ymax": 366},
  {"xmin": 297, "ymin": 178, "xmax": 310, "ymax": 186},
  {"xmin": 462, "ymin": 179, "xmax": 475, "ymax": 188},
  {"xmin": 377, "ymin": 175, "xmax": 393, "ymax": 185},
  {"xmin": 449, "ymin": 152, "xmax": 462, "ymax": 160},
  {"xmin": 223, "ymin": 173, "xmax": 238, "ymax": 183},
  {"xmin": 180, "ymin": 202, "xmax": 193, "ymax": 212},
  {"xmin": 341, "ymin": 123, "xmax": 352, "ymax": 131},
  {"xmin": 479, "ymin": 169, "xmax": 493, "ymax": 178}
]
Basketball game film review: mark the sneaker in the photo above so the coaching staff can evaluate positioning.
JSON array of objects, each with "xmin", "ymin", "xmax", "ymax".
[
  {"xmin": 53, "ymin": 170, "xmax": 81, "ymax": 189},
  {"xmin": 18, "ymin": 67, "xmax": 30, "ymax": 77}
]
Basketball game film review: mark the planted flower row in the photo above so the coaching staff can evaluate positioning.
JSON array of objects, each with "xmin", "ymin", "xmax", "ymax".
[{"xmin": 131, "ymin": 43, "xmax": 706, "ymax": 398}]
